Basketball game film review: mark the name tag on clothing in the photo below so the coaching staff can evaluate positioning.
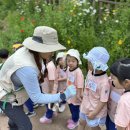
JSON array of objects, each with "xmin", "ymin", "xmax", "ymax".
[
  {"xmin": 87, "ymin": 80, "xmax": 97, "ymax": 92},
  {"xmin": 68, "ymin": 76, "xmax": 75, "ymax": 83},
  {"xmin": 110, "ymin": 91, "xmax": 121, "ymax": 103}
]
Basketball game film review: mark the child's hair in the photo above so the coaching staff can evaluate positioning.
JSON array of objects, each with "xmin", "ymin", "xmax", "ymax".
[
  {"xmin": 56, "ymin": 52, "xmax": 67, "ymax": 69},
  {"xmin": 0, "ymin": 48, "xmax": 9, "ymax": 59},
  {"xmin": 110, "ymin": 58, "xmax": 130, "ymax": 83}
]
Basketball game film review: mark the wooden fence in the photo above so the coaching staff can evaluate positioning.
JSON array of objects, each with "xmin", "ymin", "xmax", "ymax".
[{"xmin": 92, "ymin": 0, "xmax": 128, "ymax": 20}]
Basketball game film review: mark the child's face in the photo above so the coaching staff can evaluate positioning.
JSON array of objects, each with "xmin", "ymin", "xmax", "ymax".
[
  {"xmin": 67, "ymin": 55, "xmax": 78, "ymax": 70},
  {"xmin": 58, "ymin": 58, "xmax": 64, "ymax": 66},
  {"xmin": 87, "ymin": 61, "xmax": 93, "ymax": 71},
  {"xmin": 111, "ymin": 74, "xmax": 124, "ymax": 89}
]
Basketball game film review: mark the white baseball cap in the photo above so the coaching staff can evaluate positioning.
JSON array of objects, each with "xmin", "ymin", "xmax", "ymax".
[
  {"xmin": 67, "ymin": 49, "xmax": 82, "ymax": 64},
  {"xmin": 56, "ymin": 52, "xmax": 66, "ymax": 61}
]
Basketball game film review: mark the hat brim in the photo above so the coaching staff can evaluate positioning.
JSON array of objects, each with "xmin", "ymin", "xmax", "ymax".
[{"xmin": 23, "ymin": 37, "xmax": 66, "ymax": 53}]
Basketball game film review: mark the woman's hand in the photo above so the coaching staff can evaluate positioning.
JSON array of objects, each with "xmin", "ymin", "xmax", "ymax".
[{"xmin": 63, "ymin": 85, "xmax": 76, "ymax": 99}]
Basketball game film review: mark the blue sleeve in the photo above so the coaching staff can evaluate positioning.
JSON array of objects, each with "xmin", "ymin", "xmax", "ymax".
[{"xmin": 15, "ymin": 67, "xmax": 61, "ymax": 104}]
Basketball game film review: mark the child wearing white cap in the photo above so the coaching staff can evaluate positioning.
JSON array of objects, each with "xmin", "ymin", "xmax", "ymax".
[
  {"xmin": 66, "ymin": 49, "xmax": 84, "ymax": 129},
  {"xmin": 78, "ymin": 47, "xmax": 110, "ymax": 130},
  {"xmin": 54, "ymin": 52, "xmax": 67, "ymax": 112}
]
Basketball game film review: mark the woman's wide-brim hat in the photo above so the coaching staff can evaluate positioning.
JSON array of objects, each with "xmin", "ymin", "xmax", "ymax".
[{"xmin": 23, "ymin": 26, "xmax": 66, "ymax": 52}]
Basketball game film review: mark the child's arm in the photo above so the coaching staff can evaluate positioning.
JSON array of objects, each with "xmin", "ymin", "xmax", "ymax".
[
  {"xmin": 49, "ymin": 80, "xmax": 54, "ymax": 93},
  {"xmin": 87, "ymin": 101, "xmax": 106, "ymax": 119},
  {"xmin": 58, "ymin": 77, "xmax": 67, "ymax": 82},
  {"xmin": 76, "ymin": 88, "xmax": 83, "ymax": 102},
  {"xmin": 116, "ymin": 126, "xmax": 125, "ymax": 130}
]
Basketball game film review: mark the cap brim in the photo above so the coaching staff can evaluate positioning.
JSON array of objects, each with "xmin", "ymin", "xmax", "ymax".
[{"xmin": 23, "ymin": 37, "xmax": 66, "ymax": 53}]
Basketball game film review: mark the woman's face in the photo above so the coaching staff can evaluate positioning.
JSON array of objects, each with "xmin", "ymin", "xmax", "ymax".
[
  {"xmin": 111, "ymin": 74, "xmax": 124, "ymax": 89},
  {"xmin": 67, "ymin": 55, "xmax": 78, "ymax": 70},
  {"xmin": 39, "ymin": 52, "xmax": 54, "ymax": 60}
]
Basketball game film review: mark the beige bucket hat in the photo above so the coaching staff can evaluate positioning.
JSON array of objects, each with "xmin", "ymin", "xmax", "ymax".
[{"xmin": 23, "ymin": 26, "xmax": 66, "ymax": 52}]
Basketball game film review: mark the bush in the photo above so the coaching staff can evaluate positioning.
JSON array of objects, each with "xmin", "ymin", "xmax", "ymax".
[{"xmin": 0, "ymin": 0, "xmax": 130, "ymax": 68}]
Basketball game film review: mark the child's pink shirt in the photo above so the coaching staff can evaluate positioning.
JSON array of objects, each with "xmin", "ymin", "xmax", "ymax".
[
  {"xmin": 80, "ymin": 70, "xmax": 110, "ymax": 118},
  {"xmin": 108, "ymin": 78, "xmax": 124, "ymax": 122},
  {"xmin": 41, "ymin": 61, "xmax": 56, "ymax": 93},
  {"xmin": 115, "ymin": 92, "xmax": 130, "ymax": 130},
  {"xmin": 56, "ymin": 66, "xmax": 67, "ymax": 92},
  {"xmin": 66, "ymin": 67, "xmax": 84, "ymax": 105}
]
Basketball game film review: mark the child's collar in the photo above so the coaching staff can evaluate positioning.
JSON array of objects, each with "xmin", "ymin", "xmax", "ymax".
[
  {"xmin": 92, "ymin": 71, "xmax": 106, "ymax": 76},
  {"xmin": 69, "ymin": 66, "xmax": 78, "ymax": 72}
]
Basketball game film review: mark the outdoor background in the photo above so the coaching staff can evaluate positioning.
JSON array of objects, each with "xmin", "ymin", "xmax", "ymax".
[
  {"xmin": 0, "ymin": 0, "xmax": 130, "ymax": 68},
  {"xmin": 0, "ymin": 0, "xmax": 130, "ymax": 130}
]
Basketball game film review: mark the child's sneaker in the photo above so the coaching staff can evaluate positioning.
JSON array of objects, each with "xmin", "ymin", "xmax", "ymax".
[
  {"xmin": 58, "ymin": 104, "xmax": 65, "ymax": 113},
  {"xmin": 26, "ymin": 111, "xmax": 36, "ymax": 117},
  {"xmin": 33, "ymin": 103, "xmax": 39, "ymax": 109},
  {"xmin": 67, "ymin": 121, "xmax": 79, "ymax": 129},
  {"xmin": 39, "ymin": 104, "xmax": 45, "ymax": 107},
  {"xmin": 39, "ymin": 116, "xmax": 52, "ymax": 124}
]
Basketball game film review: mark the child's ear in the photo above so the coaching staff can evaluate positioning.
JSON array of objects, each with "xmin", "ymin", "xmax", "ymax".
[{"xmin": 124, "ymin": 79, "xmax": 130, "ymax": 88}]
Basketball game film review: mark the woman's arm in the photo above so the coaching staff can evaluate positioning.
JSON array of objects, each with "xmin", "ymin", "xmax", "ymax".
[{"xmin": 15, "ymin": 67, "xmax": 75, "ymax": 104}]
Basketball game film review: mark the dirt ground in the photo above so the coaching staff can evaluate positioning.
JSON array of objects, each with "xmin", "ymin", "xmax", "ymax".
[{"xmin": 0, "ymin": 105, "xmax": 106, "ymax": 130}]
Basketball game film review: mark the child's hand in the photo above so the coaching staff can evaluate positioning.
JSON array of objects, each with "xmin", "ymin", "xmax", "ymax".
[
  {"xmin": 76, "ymin": 95, "xmax": 82, "ymax": 102},
  {"xmin": 87, "ymin": 111, "xmax": 96, "ymax": 120}
]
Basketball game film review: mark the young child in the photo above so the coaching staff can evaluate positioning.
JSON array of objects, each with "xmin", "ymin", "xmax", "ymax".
[
  {"xmin": 78, "ymin": 47, "xmax": 110, "ymax": 130},
  {"xmin": 0, "ymin": 48, "xmax": 9, "ymax": 114},
  {"xmin": 39, "ymin": 59, "xmax": 57, "ymax": 124},
  {"xmin": 55, "ymin": 52, "xmax": 67, "ymax": 112},
  {"xmin": 110, "ymin": 58, "xmax": 130, "ymax": 130},
  {"xmin": 66, "ymin": 49, "xmax": 84, "ymax": 129},
  {"xmin": 106, "ymin": 76, "xmax": 124, "ymax": 130}
]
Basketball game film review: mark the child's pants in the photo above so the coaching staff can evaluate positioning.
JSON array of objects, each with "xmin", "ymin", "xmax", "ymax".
[
  {"xmin": 25, "ymin": 98, "xmax": 34, "ymax": 112},
  {"xmin": 59, "ymin": 101, "xmax": 66, "ymax": 107},
  {"xmin": 106, "ymin": 115, "xmax": 117, "ymax": 130},
  {"xmin": 45, "ymin": 104, "xmax": 54, "ymax": 119},
  {"xmin": 69, "ymin": 103, "xmax": 80, "ymax": 122}
]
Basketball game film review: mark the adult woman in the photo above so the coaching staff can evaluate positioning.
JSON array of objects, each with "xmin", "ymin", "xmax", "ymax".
[{"xmin": 0, "ymin": 26, "xmax": 76, "ymax": 130}]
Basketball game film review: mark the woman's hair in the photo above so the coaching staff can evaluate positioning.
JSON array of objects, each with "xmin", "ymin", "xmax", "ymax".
[
  {"xmin": 29, "ymin": 50, "xmax": 44, "ymax": 83},
  {"xmin": 110, "ymin": 58, "xmax": 130, "ymax": 83},
  {"xmin": 42, "ymin": 59, "xmax": 48, "ymax": 78}
]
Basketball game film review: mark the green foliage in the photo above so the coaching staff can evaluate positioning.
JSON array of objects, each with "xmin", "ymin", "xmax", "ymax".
[{"xmin": 0, "ymin": 0, "xmax": 130, "ymax": 66}]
